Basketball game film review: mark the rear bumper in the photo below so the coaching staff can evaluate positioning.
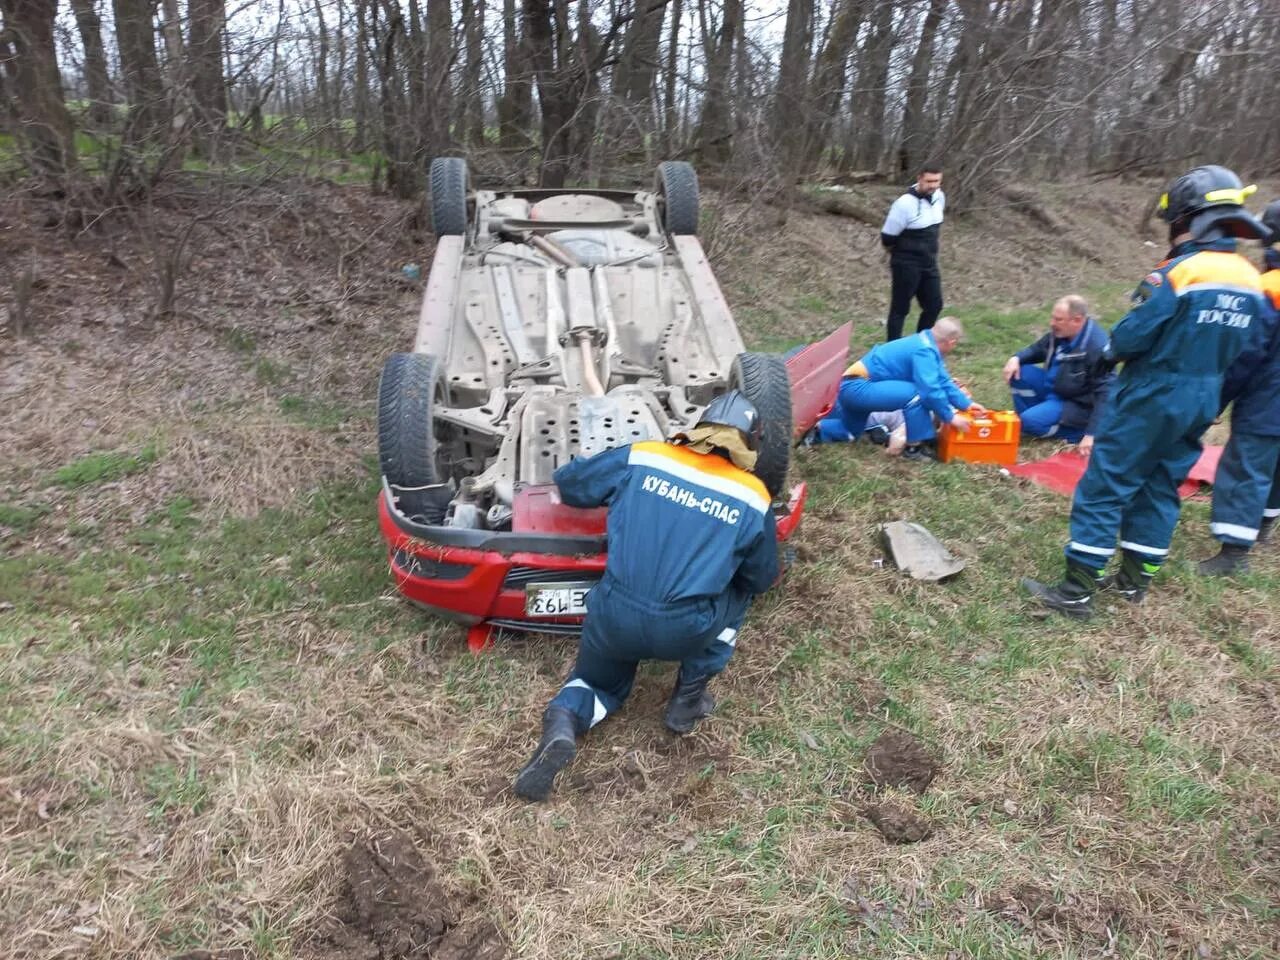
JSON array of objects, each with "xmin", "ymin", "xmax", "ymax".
[{"xmin": 378, "ymin": 481, "xmax": 807, "ymax": 632}]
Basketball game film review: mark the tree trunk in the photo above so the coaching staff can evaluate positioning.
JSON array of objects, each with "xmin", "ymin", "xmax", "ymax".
[
  {"xmin": 527, "ymin": 0, "xmax": 572, "ymax": 185},
  {"xmin": 851, "ymin": 0, "xmax": 894, "ymax": 171},
  {"xmin": 696, "ymin": 0, "xmax": 740, "ymax": 164},
  {"xmin": 113, "ymin": 0, "xmax": 168, "ymax": 144},
  {"xmin": 188, "ymin": 0, "xmax": 227, "ymax": 149},
  {"xmin": 422, "ymin": 0, "xmax": 453, "ymax": 160},
  {"xmin": 660, "ymin": 0, "xmax": 682, "ymax": 154},
  {"xmin": 498, "ymin": 0, "xmax": 532, "ymax": 150},
  {"xmin": 617, "ymin": 0, "xmax": 665, "ymax": 107},
  {"xmin": 354, "ymin": 0, "xmax": 370, "ymax": 148},
  {"xmin": 462, "ymin": 0, "xmax": 485, "ymax": 146},
  {"xmin": 802, "ymin": 0, "xmax": 864, "ymax": 170},
  {"xmin": 770, "ymin": 0, "xmax": 815, "ymax": 171},
  {"xmin": 0, "ymin": 0, "xmax": 77, "ymax": 183},
  {"xmin": 311, "ymin": 0, "xmax": 330, "ymax": 135},
  {"xmin": 68, "ymin": 0, "xmax": 113, "ymax": 127},
  {"xmin": 898, "ymin": 0, "xmax": 945, "ymax": 176}
]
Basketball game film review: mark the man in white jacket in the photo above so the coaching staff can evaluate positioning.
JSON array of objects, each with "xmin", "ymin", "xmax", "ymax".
[{"xmin": 881, "ymin": 166, "xmax": 945, "ymax": 341}]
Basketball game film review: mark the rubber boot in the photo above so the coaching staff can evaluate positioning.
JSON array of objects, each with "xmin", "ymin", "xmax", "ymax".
[
  {"xmin": 663, "ymin": 671, "xmax": 716, "ymax": 735},
  {"xmin": 901, "ymin": 442, "xmax": 936, "ymax": 462},
  {"xmin": 513, "ymin": 706, "xmax": 577, "ymax": 801},
  {"xmin": 1099, "ymin": 551, "xmax": 1155, "ymax": 603},
  {"xmin": 1258, "ymin": 516, "xmax": 1275, "ymax": 544},
  {"xmin": 1197, "ymin": 543, "xmax": 1251, "ymax": 577},
  {"xmin": 1020, "ymin": 559, "xmax": 1101, "ymax": 620}
]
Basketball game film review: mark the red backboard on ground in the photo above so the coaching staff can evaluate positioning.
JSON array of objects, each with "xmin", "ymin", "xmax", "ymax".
[{"xmin": 1006, "ymin": 446, "xmax": 1222, "ymax": 500}]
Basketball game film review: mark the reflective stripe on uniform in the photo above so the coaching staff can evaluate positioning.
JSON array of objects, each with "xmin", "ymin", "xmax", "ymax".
[
  {"xmin": 1119, "ymin": 540, "xmax": 1170, "ymax": 556},
  {"xmin": 1210, "ymin": 522, "xmax": 1259, "ymax": 542},
  {"xmin": 562, "ymin": 678, "xmax": 607, "ymax": 727},
  {"xmin": 628, "ymin": 447, "xmax": 769, "ymax": 514},
  {"xmin": 1069, "ymin": 541, "xmax": 1115, "ymax": 556}
]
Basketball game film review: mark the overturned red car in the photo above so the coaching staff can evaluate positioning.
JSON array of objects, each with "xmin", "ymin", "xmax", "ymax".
[{"xmin": 376, "ymin": 158, "xmax": 848, "ymax": 647}]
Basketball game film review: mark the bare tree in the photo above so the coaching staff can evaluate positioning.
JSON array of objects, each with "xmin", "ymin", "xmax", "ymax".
[
  {"xmin": 0, "ymin": 0, "xmax": 77, "ymax": 184},
  {"xmin": 68, "ymin": 0, "xmax": 113, "ymax": 128}
]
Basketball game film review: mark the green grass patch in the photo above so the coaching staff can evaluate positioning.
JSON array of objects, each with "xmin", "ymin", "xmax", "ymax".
[
  {"xmin": 0, "ymin": 502, "xmax": 48, "ymax": 533},
  {"xmin": 48, "ymin": 443, "xmax": 158, "ymax": 488}
]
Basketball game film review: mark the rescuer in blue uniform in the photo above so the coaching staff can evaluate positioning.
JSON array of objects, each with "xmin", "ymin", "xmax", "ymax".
[
  {"xmin": 1022, "ymin": 166, "xmax": 1269, "ymax": 619},
  {"xmin": 514, "ymin": 392, "xmax": 780, "ymax": 801},
  {"xmin": 1199, "ymin": 199, "xmax": 1280, "ymax": 575},
  {"xmin": 808, "ymin": 316, "xmax": 985, "ymax": 458}
]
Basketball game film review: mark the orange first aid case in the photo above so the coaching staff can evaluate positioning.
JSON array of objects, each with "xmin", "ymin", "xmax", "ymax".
[{"xmin": 937, "ymin": 410, "xmax": 1021, "ymax": 465}]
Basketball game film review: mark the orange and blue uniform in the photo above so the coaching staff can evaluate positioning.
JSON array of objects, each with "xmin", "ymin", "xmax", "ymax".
[
  {"xmin": 1067, "ymin": 238, "xmax": 1266, "ymax": 570},
  {"xmin": 547, "ymin": 441, "xmax": 777, "ymax": 732},
  {"xmin": 1209, "ymin": 264, "xmax": 1280, "ymax": 546}
]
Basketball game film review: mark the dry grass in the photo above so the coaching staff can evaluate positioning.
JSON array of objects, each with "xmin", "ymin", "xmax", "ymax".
[{"xmin": 2, "ymin": 177, "xmax": 1278, "ymax": 960}]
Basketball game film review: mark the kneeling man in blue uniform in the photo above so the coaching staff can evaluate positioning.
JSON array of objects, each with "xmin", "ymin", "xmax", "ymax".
[
  {"xmin": 808, "ymin": 316, "xmax": 985, "ymax": 458},
  {"xmin": 1022, "ymin": 166, "xmax": 1269, "ymax": 618},
  {"xmin": 514, "ymin": 392, "xmax": 780, "ymax": 801},
  {"xmin": 1002, "ymin": 295, "xmax": 1114, "ymax": 453}
]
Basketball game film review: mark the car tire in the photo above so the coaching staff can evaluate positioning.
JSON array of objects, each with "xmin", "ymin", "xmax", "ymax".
[
  {"xmin": 655, "ymin": 160, "xmax": 699, "ymax": 236},
  {"xmin": 429, "ymin": 157, "xmax": 469, "ymax": 237},
  {"xmin": 378, "ymin": 352, "xmax": 452, "ymax": 522},
  {"xmin": 730, "ymin": 352, "xmax": 792, "ymax": 500}
]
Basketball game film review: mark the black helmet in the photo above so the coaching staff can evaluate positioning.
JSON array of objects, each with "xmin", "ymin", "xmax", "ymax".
[
  {"xmin": 696, "ymin": 390, "xmax": 761, "ymax": 451},
  {"xmin": 1158, "ymin": 165, "xmax": 1266, "ymax": 240},
  {"xmin": 1263, "ymin": 199, "xmax": 1280, "ymax": 245}
]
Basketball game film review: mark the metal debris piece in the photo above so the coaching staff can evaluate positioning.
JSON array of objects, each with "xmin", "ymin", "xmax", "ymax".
[{"xmin": 879, "ymin": 520, "xmax": 967, "ymax": 582}]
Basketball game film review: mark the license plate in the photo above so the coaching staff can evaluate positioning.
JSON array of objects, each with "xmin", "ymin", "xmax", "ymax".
[{"xmin": 524, "ymin": 581, "xmax": 594, "ymax": 617}]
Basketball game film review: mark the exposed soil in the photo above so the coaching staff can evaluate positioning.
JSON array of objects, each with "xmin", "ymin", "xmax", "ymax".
[
  {"xmin": 863, "ymin": 801, "xmax": 935, "ymax": 843},
  {"xmin": 306, "ymin": 830, "xmax": 505, "ymax": 960},
  {"xmin": 990, "ymin": 881, "xmax": 1123, "ymax": 947},
  {"xmin": 863, "ymin": 728, "xmax": 939, "ymax": 794}
]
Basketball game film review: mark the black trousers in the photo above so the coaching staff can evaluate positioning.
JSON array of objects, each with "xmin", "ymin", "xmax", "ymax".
[{"xmin": 886, "ymin": 257, "xmax": 943, "ymax": 341}]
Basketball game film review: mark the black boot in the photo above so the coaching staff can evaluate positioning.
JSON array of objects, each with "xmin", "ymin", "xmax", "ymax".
[
  {"xmin": 1100, "ymin": 551, "xmax": 1155, "ymax": 603},
  {"xmin": 664, "ymin": 671, "xmax": 716, "ymax": 735},
  {"xmin": 1259, "ymin": 516, "xmax": 1275, "ymax": 544},
  {"xmin": 1198, "ymin": 543, "xmax": 1251, "ymax": 577},
  {"xmin": 513, "ymin": 706, "xmax": 577, "ymax": 801},
  {"xmin": 1020, "ymin": 559, "xmax": 1102, "ymax": 620}
]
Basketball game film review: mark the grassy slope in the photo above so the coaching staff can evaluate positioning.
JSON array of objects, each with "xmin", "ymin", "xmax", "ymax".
[{"xmin": 1, "ymin": 182, "xmax": 1277, "ymax": 960}]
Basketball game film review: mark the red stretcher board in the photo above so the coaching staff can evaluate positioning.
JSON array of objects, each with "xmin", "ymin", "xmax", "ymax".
[
  {"xmin": 1006, "ymin": 445, "xmax": 1223, "ymax": 499},
  {"xmin": 786, "ymin": 321, "xmax": 853, "ymax": 440}
]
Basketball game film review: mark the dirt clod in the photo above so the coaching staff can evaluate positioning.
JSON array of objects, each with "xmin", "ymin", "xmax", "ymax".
[
  {"xmin": 864, "ymin": 802, "xmax": 934, "ymax": 843},
  {"xmin": 990, "ymin": 882, "xmax": 1122, "ymax": 945},
  {"xmin": 863, "ymin": 728, "xmax": 939, "ymax": 794},
  {"xmin": 307, "ymin": 829, "xmax": 505, "ymax": 960},
  {"xmin": 342, "ymin": 830, "xmax": 450, "ymax": 957}
]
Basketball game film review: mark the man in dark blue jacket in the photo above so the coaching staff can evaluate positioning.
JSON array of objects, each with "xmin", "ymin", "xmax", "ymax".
[
  {"xmin": 514, "ymin": 392, "xmax": 779, "ymax": 802},
  {"xmin": 808, "ymin": 316, "xmax": 985, "ymax": 458},
  {"xmin": 1002, "ymin": 295, "xmax": 1114, "ymax": 452},
  {"xmin": 1022, "ymin": 166, "xmax": 1269, "ymax": 618},
  {"xmin": 1199, "ymin": 199, "xmax": 1280, "ymax": 575}
]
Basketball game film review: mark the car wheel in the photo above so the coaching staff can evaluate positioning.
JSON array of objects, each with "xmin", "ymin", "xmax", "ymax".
[
  {"xmin": 655, "ymin": 160, "xmax": 699, "ymax": 236},
  {"xmin": 730, "ymin": 352, "xmax": 792, "ymax": 499},
  {"xmin": 429, "ymin": 157, "xmax": 469, "ymax": 237},
  {"xmin": 378, "ymin": 352, "xmax": 454, "ymax": 522}
]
